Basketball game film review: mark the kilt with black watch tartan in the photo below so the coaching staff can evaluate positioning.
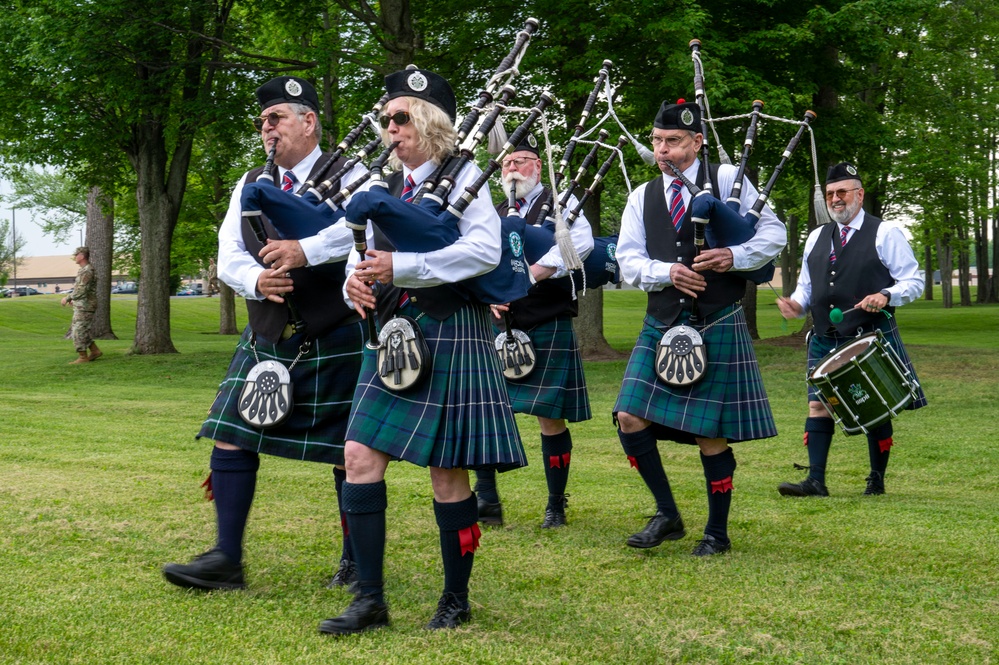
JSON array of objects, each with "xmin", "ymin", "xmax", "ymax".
[
  {"xmin": 346, "ymin": 301, "xmax": 527, "ymax": 470},
  {"xmin": 614, "ymin": 305, "xmax": 777, "ymax": 444},
  {"xmin": 199, "ymin": 321, "xmax": 366, "ymax": 464}
]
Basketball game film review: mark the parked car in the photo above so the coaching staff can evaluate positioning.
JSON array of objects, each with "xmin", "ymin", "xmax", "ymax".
[
  {"xmin": 7, "ymin": 286, "xmax": 41, "ymax": 296},
  {"xmin": 111, "ymin": 282, "xmax": 138, "ymax": 294},
  {"xmin": 176, "ymin": 285, "xmax": 199, "ymax": 296}
]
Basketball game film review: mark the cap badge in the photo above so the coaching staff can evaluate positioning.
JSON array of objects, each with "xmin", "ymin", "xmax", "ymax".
[
  {"xmin": 527, "ymin": 134, "xmax": 538, "ymax": 148},
  {"xmin": 680, "ymin": 109, "xmax": 695, "ymax": 127},
  {"xmin": 846, "ymin": 164, "xmax": 858, "ymax": 176},
  {"xmin": 407, "ymin": 72, "xmax": 428, "ymax": 92},
  {"xmin": 284, "ymin": 79, "xmax": 303, "ymax": 98}
]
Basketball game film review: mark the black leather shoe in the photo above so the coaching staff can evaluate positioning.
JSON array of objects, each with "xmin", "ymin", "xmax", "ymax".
[
  {"xmin": 691, "ymin": 534, "xmax": 731, "ymax": 557},
  {"xmin": 477, "ymin": 499, "xmax": 503, "ymax": 526},
  {"xmin": 778, "ymin": 477, "xmax": 829, "ymax": 497},
  {"xmin": 864, "ymin": 472, "xmax": 885, "ymax": 496},
  {"xmin": 326, "ymin": 558, "xmax": 358, "ymax": 590},
  {"xmin": 626, "ymin": 512, "xmax": 686, "ymax": 548},
  {"xmin": 425, "ymin": 592, "xmax": 471, "ymax": 630},
  {"xmin": 163, "ymin": 549, "xmax": 245, "ymax": 590},
  {"xmin": 540, "ymin": 494, "xmax": 568, "ymax": 529},
  {"xmin": 319, "ymin": 594, "xmax": 390, "ymax": 636}
]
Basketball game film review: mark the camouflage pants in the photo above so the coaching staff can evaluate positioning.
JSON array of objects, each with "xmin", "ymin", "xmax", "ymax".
[{"xmin": 71, "ymin": 309, "xmax": 95, "ymax": 353}]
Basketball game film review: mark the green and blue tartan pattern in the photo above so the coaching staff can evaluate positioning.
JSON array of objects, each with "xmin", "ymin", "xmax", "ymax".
[
  {"xmin": 198, "ymin": 322, "xmax": 365, "ymax": 464},
  {"xmin": 346, "ymin": 303, "xmax": 527, "ymax": 470},
  {"xmin": 614, "ymin": 306, "xmax": 777, "ymax": 443},
  {"xmin": 497, "ymin": 315, "xmax": 591, "ymax": 423}
]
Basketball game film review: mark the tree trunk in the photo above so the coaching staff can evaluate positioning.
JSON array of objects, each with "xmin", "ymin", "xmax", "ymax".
[
  {"xmin": 85, "ymin": 186, "xmax": 117, "ymax": 340},
  {"xmin": 956, "ymin": 223, "xmax": 972, "ymax": 307},
  {"xmin": 379, "ymin": 0, "xmax": 415, "ymax": 71},
  {"xmin": 576, "ymin": 288, "xmax": 621, "ymax": 360},
  {"xmin": 923, "ymin": 231, "xmax": 933, "ymax": 301},
  {"xmin": 219, "ymin": 281, "xmax": 238, "ymax": 335},
  {"xmin": 937, "ymin": 236, "xmax": 953, "ymax": 308}
]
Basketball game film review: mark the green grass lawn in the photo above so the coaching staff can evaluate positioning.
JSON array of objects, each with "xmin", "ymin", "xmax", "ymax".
[{"xmin": 1, "ymin": 293, "xmax": 996, "ymax": 664}]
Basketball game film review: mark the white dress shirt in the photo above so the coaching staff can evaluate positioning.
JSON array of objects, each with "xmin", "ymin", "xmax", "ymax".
[
  {"xmin": 616, "ymin": 161, "xmax": 787, "ymax": 292},
  {"xmin": 788, "ymin": 208, "xmax": 923, "ymax": 314},
  {"xmin": 515, "ymin": 182, "xmax": 595, "ymax": 278},
  {"xmin": 217, "ymin": 145, "xmax": 369, "ymax": 299}
]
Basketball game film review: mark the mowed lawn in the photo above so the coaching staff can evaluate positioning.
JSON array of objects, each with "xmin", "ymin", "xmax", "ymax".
[{"xmin": 0, "ymin": 291, "xmax": 996, "ymax": 664}]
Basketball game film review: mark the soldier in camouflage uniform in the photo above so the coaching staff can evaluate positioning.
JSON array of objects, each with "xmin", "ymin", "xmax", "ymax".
[{"xmin": 61, "ymin": 246, "xmax": 101, "ymax": 364}]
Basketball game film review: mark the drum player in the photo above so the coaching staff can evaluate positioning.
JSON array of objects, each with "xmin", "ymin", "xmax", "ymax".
[{"xmin": 776, "ymin": 162, "xmax": 926, "ymax": 497}]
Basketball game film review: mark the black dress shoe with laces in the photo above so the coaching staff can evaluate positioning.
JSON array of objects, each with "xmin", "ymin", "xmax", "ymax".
[
  {"xmin": 163, "ymin": 549, "xmax": 246, "ymax": 590},
  {"xmin": 425, "ymin": 592, "xmax": 471, "ymax": 630},
  {"xmin": 777, "ymin": 476, "xmax": 829, "ymax": 497},
  {"xmin": 863, "ymin": 471, "xmax": 885, "ymax": 496},
  {"xmin": 691, "ymin": 534, "xmax": 731, "ymax": 557},
  {"xmin": 319, "ymin": 594, "xmax": 390, "ymax": 636},
  {"xmin": 626, "ymin": 512, "xmax": 686, "ymax": 548},
  {"xmin": 326, "ymin": 558, "xmax": 358, "ymax": 590},
  {"xmin": 540, "ymin": 494, "xmax": 568, "ymax": 529},
  {"xmin": 477, "ymin": 499, "xmax": 503, "ymax": 526}
]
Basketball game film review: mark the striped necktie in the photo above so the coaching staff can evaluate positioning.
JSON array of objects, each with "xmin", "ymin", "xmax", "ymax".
[
  {"xmin": 281, "ymin": 171, "xmax": 296, "ymax": 192},
  {"xmin": 830, "ymin": 225, "xmax": 850, "ymax": 263},
  {"xmin": 401, "ymin": 174, "xmax": 416, "ymax": 202},
  {"xmin": 515, "ymin": 197, "xmax": 527, "ymax": 212},
  {"xmin": 668, "ymin": 179, "xmax": 685, "ymax": 231}
]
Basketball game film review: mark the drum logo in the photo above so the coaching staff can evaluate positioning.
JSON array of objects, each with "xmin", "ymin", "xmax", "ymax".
[{"xmin": 849, "ymin": 383, "xmax": 870, "ymax": 404}]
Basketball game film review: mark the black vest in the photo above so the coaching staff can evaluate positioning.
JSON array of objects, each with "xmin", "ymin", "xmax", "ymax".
[
  {"xmin": 370, "ymin": 171, "xmax": 468, "ymax": 323},
  {"xmin": 498, "ymin": 189, "xmax": 578, "ymax": 330},
  {"xmin": 240, "ymin": 154, "xmax": 353, "ymax": 343},
  {"xmin": 642, "ymin": 166, "xmax": 747, "ymax": 326},
  {"xmin": 808, "ymin": 216, "xmax": 894, "ymax": 335}
]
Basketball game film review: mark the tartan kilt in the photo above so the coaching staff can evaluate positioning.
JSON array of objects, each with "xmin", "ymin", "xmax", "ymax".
[
  {"xmin": 346, "ymin": 302, "xmax": 526, "ymax": 470},
  {"xmin": 197, "ymin": 321, "xmax": 365, "ymax": 464},
  {"xmin": 807, "ymin": 317, "xmax": 927, "ymax": 409},
  {"xmin": 613, "ymin": 305, "xmax": 777, "ymax": 444},
  {"xmin": 495, "ymin": 315, "xmax": 591, "ymax": 422}
]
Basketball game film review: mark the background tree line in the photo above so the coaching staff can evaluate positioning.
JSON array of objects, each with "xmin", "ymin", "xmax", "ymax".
[{"xmin": 0, "ymin": 0, "xmax": 995, "ymax": 355}]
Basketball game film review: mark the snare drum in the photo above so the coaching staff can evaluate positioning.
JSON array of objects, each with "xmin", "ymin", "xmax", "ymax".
[{"xmin": 807, "ymin": 331, "xmax": 919, "ymax": 435}]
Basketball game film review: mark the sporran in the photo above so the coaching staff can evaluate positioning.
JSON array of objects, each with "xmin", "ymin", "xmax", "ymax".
[
  {"xmin": 376, "ymin": 315, "xmax": 431, "ymax": 392},
  {"xmin": 494, "ymin": 327, "xmax": 537, "ymax": 380},
  {"xmin": 655, "ymin": 325, "xmax": 707, "ymax": 387},
  {"xmin": 237, "ymin": 336, "xmax": 310, "ymax": 429}
]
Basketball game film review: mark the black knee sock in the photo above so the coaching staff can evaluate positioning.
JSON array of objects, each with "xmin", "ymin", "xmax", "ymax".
[
  {"xmin": 434, "ymin": 494, "xmax": 479, "ymax": 600},
  {"xmin": 804, "ymin": 417, "xmax": 835, "ymax": 484},
  {"xmin": 701, "ymin": 448, "xmax": 737, "ymax": 544},
  {"xmin": 541, "ymin": 429, "xmax": 573, "ymax": 504},
  {"xmin": 210, "ymin": 446, "xmax": 259, "ymax": 564},
  {"xmin": 473, "ymin": 468, "xmax": 499, "ymax": 504},
  {"xmin": 333, "ymin": 467, "xmax": 352, "ymax": 563},
  {"xmin": 342, "ymin": 481, "xmax": 387, "ymax": 602},
  {"xmin": 866, "ymin": 422, "xmax": 893, "ymax": 477},
  {"xmin": 619, "ymin": 427, "xmax": 679, "ymax": 519}
]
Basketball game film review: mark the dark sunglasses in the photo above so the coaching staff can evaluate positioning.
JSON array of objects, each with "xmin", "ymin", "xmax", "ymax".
[
  {"xmin": 251, "ymin": 112, "xmax": 290, "ymax": 131},
  {"xmin": 378, "ymin": 111, "xmax": 411, "ymax": 129}
]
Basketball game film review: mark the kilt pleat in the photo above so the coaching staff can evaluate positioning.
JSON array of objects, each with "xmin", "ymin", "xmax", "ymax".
[
  {"xmin": 197, "ymin": 322, "xmax": 365, "ymax": 464},
  {"xmin": 497, "ymin": 315, "xmax": 591, "ymax": 422},
  {"xmin": 613, "ymin": 306, "xmax": 777, "ymax": 443},
  {"xmin": 346, "ymin": 303, "xmax": 527, "ymax": 470},
  {"xmin": 807, "ymin": 317, "xmax": 927, "ymax": 409}
]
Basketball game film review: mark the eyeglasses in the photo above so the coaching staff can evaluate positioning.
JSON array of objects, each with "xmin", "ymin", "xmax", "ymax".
[
  {"xmin": 252, "ymin": 112, "xmax": 291, "ymax": 131},
  {"xmin": 649, "ymin": 134, "xmax": 688, "ymax": 148},
  {"xmin": 825, "ymin": 187, "xmax": 861, "ymax": 201},
  {"xmin": 378, "ymin": 111, "xmax": 411, "ymax": 129},
  {"xmin": 501, "ymin": 157, "xmax": 538, "ymax": 169}
]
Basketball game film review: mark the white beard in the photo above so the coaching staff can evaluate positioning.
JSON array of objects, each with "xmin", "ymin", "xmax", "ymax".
[
  {"xmin": 827, "ymin": 200, "xmax": 861, "ymax": 225},
  {"xmin": 502, "ymin": 172, "xmax": 539, "ymax": 200}
]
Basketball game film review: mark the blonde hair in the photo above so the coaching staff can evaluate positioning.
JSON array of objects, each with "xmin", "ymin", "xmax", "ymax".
[{"xmin": 381, "ymin": 97, "xmax": 457, "ymax": 169}]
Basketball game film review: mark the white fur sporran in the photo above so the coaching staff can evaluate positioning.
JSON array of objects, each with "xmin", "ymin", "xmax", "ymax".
[
  {"xmin": 376, "ymin": 316, "xmax": 431, "ymax": 392},
  {"xmin": 655, "ymin": 325, "xmax": 707, "ymax": 387},
  {"xmin": 494, "ymin": 328, "xmax": 537, "ymax": 381}
]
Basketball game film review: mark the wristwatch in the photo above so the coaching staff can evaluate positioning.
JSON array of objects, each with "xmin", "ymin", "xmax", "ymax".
[{"xmin": 879, "ymin": 289, "xmax": 891, "ymax": 301}]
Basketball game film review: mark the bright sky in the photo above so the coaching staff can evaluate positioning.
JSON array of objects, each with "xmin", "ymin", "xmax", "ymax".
[{"xmin": 1, "ymin": 178, "xmax": 81, "ymax": 258}]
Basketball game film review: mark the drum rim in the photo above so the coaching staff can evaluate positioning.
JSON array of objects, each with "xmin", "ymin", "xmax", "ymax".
[{"xmin": 811, "ymin": 332, "xmax": 877, "ymax": 378}]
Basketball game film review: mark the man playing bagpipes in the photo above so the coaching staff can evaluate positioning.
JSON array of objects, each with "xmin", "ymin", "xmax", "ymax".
[
  {"xmin": 473, "ymin": 134, "xmax": 594, "ymax": 529},
  {"xmin": 613, "ymin": 100, "xmax": 786, "ymax": 556},
  {"xmin": 317, "ymin": 68, "xmax": 527, "ymax": 636},
  {"xmin": 163, "ymin": 76, "xmax": 369, "ymax": 592},
  {"xmin": 776, "ymin": 162, "xmax": 926, "ymax": 497}
]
